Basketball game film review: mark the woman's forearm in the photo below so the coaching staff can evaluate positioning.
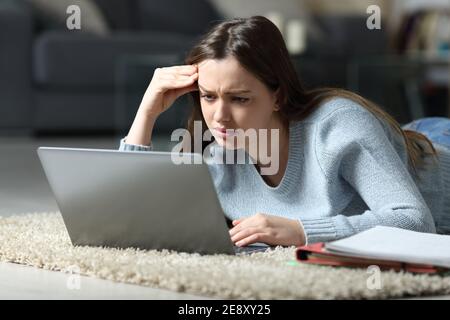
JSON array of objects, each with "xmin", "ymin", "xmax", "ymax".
[
  {"xmin": 123, "ymin": 64, "xmax": 198, "ymax": 147},
  {"xmin": 124, "ymin": 107, "xmax": 158, "ymax": 146}
]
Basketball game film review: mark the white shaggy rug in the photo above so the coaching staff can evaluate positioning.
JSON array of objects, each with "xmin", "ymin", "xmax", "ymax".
[{"xmin": 0, "ymin": 212, "xmax": 449, "ymax": 299}]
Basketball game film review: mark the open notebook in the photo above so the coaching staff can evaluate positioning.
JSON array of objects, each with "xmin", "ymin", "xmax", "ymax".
[{"xmin": 296, "ymin": 226, "xmax": 450, "ymax": 273}]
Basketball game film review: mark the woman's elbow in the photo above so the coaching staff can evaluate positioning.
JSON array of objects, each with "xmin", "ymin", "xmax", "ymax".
[{"xmin": 402, "ymin": 207, "xmax": 437, "ymax": 234}]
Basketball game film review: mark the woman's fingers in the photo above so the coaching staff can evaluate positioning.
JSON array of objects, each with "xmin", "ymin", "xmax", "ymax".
[
  {"xmin": 173, "ymin": 65, "xmax": 198, "ymax": 75},
  {"xmin": 228, "ymin": 214, "xmax": 272, "ymax": 246},
  {"xmin": 142, "ymin": 64, "xmax": 197, "ymax": 115},
  {"xmin": 160, "ymin": 73, "xmax": 198, "ymax": 90},
  {"xmin": 159, "ymin": 65, "xmax": 197, "ymax": 76},
  {"xmin": 172, "ymin": 82, "xmax": 199, "ymax": 97},
  {"xmin": 236, "ymin": 233, "xmax": 269, "ymax": 247},
  {"xmin": 159, "ymin": 71, "xmax": 197, "ymax": 82},
  {"xmin": 229, "ymin": 217, "xmax": 258, "ymax": 237},
  {"xmin": 154, "ymin": 65, "xmax": 198, "ymax": 93},
  {"xmin": 231, "ymin": 226, "xmax": 260, "ymax": 243},
  {"xmin": 232, "ymin": 219, "xmax": 242, "ymax": 226}
]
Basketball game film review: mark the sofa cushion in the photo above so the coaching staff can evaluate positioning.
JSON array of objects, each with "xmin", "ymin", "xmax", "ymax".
[
  {"xmin": 27, "ymin": 0, "xmax": 110, "ymax": 36},
  {"xmin": 34, "ymin": 90, "xmax": 115, "ymax": 131},
  {"xmin": 92, "ymin": 0, "xmax": 137, "ymax": 30},
  {"xmin": 33, "ymin": 31, "xmax": 196, "ymax": 88},
  {"xmin": 135, "ymin": 0, "xmax": 222, "ymax": 35}
]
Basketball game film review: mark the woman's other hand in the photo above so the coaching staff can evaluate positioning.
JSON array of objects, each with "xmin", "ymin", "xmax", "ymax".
[{"xmin": 229, "ymin": 213, "xmax": 306, "ymax": 247}]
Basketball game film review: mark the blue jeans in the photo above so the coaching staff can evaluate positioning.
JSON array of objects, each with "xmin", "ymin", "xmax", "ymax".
[
  {"xmin": 403, "ymin": 117, "xmax": 450, "ymax": 235},
  {"xmin": 402, "ymin": 117, "xmax": 450, "ymax": 149}
]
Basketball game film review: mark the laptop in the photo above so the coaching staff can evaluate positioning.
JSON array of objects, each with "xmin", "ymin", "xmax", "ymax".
[{"xmin": 37, "ymin": 147, "xmax": 271, "ymax": 255}]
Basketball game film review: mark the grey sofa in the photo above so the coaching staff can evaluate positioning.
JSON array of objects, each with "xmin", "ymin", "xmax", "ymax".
[
  {"xmin": 0, "ymin": 0, "xmax": 221, "ymax": 134},
  {"xmin": 1, "ymin": 0, "xmax": 402, "ymax": 135}
]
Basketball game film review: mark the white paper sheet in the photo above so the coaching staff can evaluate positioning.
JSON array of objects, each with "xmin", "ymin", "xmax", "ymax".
[{"xmin": 325, "ymin": 226, "xmax": 450, "ymax": 268}]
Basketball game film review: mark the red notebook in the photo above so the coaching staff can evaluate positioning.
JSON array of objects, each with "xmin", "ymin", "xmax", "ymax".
[{"xmin": 296, "ymin": 243, "xmax": 447, "ymax": 274}]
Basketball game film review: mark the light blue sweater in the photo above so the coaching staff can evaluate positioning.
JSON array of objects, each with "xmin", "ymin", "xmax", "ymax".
[{"xmin": 119, "ymin": 98, "xmax": 450, "ymax": 244}]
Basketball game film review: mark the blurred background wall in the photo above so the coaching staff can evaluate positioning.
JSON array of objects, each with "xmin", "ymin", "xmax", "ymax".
[{"xmin": 0, "ymin": 0, "xmax": 448, "ymax": 138}]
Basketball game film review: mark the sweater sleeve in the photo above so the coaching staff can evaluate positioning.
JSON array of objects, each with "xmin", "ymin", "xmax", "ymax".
[
  {"xmin": 300, "ymin": 105, "xmax": 436, "ymax": 244},
  {"xmin": 118, "ymin": 136, "xmax": 153, "ymax": 152}
]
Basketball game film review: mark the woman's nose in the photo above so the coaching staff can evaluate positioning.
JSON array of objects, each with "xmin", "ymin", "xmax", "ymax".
[{"xmin": 213, "ymin": 100, "xmax": 231, "ymax": 122}]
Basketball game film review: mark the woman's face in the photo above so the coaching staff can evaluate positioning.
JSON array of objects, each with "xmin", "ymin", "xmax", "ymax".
[{"xmin": 197, "ymin": 57, "xmax": 280, "ymax": 150}]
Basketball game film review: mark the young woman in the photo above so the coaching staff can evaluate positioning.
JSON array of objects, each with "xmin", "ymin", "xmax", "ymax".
[{"xmin": 119, "ymin": 16, "xmax": 450, "ymax": 247}]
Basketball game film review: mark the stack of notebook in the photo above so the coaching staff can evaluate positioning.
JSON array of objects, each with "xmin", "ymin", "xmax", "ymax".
[{"xmin": 296, "ymin": 226, "xmax": 450, "ymax": 274}]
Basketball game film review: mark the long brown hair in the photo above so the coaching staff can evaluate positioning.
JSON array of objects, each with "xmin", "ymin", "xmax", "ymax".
[{"xmin": 184, "ymin": 16, "xmax": 438, "ymax": 179}]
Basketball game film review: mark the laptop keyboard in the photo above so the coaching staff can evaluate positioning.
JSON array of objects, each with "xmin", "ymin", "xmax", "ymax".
[{"xmin": 234, "ymin": 245, "xmax": 271, "ymax": 255}]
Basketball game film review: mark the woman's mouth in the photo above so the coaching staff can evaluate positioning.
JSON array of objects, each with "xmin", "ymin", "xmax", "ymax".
[{"xmin": 214, "ymin": 127, "xmax": 237, "ymax": 138}]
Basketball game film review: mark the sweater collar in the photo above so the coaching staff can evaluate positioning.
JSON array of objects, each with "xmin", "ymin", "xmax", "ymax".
[{"xmin": 247, "ymin": 121, "xmax": 303, "ymax": 195}]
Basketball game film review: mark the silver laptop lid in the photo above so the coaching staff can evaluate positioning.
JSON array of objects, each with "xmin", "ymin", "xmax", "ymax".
[{"xmin": 37, "ymin": 147, "xmax": 235, "ymax": 255}]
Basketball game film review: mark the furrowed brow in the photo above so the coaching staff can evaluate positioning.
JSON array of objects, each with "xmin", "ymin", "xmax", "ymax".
[{"xmin": 198, "ymin": 84, "xmax": 250, "ymax": 94}]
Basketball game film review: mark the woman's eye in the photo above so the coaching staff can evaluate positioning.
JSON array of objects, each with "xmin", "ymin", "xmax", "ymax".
[
  {"xmin": 201, "ymin": 94, "xmax": 215, "ymax": 102},
  {"xmin": 232, "ymin": 97, "xmax": 249, "ymax": 104}
]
